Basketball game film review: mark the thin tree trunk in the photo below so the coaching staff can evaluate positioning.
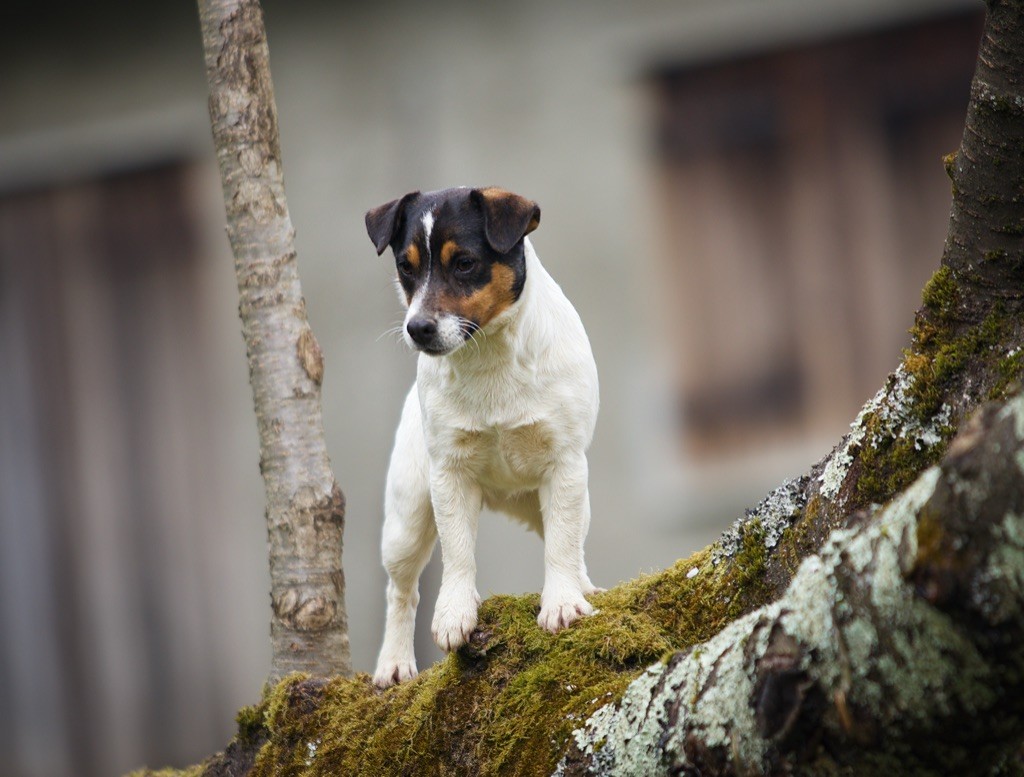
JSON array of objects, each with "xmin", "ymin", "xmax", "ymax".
[{"xmin": 196, "ymin": 0, "xmax": 350, "ymax": 680}]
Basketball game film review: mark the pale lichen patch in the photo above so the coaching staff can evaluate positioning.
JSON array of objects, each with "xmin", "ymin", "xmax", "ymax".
[
  {"xmin": 562, "ymin": 466, "xmax": 955, "ymax": 774},
  {"xmin": 819, "ymin": 378, "xmax": 894, "ymax": 499},
  {"xmin": 1002, "ymin": 397, "xmax": 1024, "ymax": 441},
  {"xmin": 304, "ymin": 738, "xmax": 321, "ymax": 766},
  {"xmin": 713, "ymin": 476, "xmax": 808, "ymax": 565},
  {"xmin": 565, "ymin": 664, "xmax": 666, "ymax": 776},
  {"xmin": 975, "ymin": 511, "xmax": 1024, "ymax": 624}
]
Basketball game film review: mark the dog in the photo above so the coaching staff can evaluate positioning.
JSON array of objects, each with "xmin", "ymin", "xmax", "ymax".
[{"xmin": 365, "ymin": 186, "xmax": 601, "ymax": 688}]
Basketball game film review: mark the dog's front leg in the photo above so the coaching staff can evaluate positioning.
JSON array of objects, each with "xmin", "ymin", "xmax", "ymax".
[
  {"xmin": 538, "ymin": 453, "xmax": 595, "ymax": 632},
  {"xmin": 430, "ymin": 468, "xmax": 483, "ymax": 652}
]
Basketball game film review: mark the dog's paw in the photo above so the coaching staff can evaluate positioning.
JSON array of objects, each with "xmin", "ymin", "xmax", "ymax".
[
  {"xmin": 538, "ymin": 594, "xmax": 594, "ymax": 633},
  {"xmin": 581, "ymin": 581, "xmax": 606, "ymax": 596},
  {"xmin": 373, "ymin": 658, "xmax": 418, "ymax": 689},
  {"xmin": 432, "ymin": 589, "xmax": 480, "ymax": 653}
]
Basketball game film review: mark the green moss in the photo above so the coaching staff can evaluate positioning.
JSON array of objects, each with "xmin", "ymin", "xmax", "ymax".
[
  {"xmin": 126, "ymin": 766, "xmax": 206, "ymax": 777},
  {"xmin": 236, "ymin": 702, "xmax": 266, "ymax": 745},
  {"xmin": 990, "ymin": 346, "xmax": 1024, "ymax": 401},
  {"xmin": 909, "ymin": 306, "xmax": 1007, "ymax": 416},
  {"xmin": 159, "ymin": 529, "xmax": 776, "ymax": 777},
  {"xmin": 851, "ymin": 266, "xmax": 1020, "ymax": 506},
  {"xmin": 855, "ymin": 424, "xmax": 947, "ymax": 506},
  {"xmin": 920, "ymin": 266, "xmax": 960, "ymax": 324},
  {"xmin": 778, "ymin": 496, "xmax": 822, "ymax": 575},
  {"xmin": 943, "ymin": 151, "xmax": 958, "ymax": 192}
]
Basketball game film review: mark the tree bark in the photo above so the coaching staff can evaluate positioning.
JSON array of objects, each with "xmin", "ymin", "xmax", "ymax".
[
  {"xmin": 197, "ymin": 0, "xmax": 351, "ymax": 680},
  {"xmin": 706, "ymin": 0, "xmax": 1024, "ymax": 604},
  {"xmin": 562, "ymin": 1, "xmax": 1024, "ymax": 772},
  {"xmin": 559, "ymin": 393, "xmax": 1024, "ymax": 775},
  {"xmin": 944, "ymin": 0, "xmax": 1024, "ymax": 293}
]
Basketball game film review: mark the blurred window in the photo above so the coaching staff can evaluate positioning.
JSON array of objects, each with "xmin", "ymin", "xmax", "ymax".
[
  {"xmin": 649, "ymin": 9, "xmax": 982, "ymax": 454},
  {"xmin": 0, "ymin": 162, "xmax": 240, "ymax": 777}
]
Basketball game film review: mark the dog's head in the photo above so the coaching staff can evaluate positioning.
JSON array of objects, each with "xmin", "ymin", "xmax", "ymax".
[{"xmin": 365, "ymin": 187, "xmax": 540, "ymax": 356}]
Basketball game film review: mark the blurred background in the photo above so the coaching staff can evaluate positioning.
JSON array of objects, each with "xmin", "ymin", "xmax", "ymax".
[{"xmin": 0, "ymin": 0, "xmax": 982, "ymax": 774}]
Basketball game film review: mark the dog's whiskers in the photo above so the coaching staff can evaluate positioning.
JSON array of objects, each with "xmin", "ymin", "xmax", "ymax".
[
  {"xmin": 376, "ymin": 322, "xmax": 408, "ymax": 345},
  {"xmin": 458, "ymin": 318, "xmax": 484, "ymax": 356}
]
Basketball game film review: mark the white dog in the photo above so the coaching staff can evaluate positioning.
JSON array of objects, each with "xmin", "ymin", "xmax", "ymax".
[{"xmin": 365, "ymin": 187, "xmax": 600, "ymax": 688}]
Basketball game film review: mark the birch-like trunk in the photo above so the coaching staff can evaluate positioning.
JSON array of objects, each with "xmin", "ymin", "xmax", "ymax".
[{"xmin": 197, "ymin": 0, "xmax": 350, "ymax": 680}]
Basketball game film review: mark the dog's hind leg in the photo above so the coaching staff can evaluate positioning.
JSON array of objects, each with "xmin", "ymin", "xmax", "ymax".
[
  {"xmin": 374, "ymin": 389, "xmax": 437, "ymax": 689},
  {"xmin": 577, "ymin": 490, "xmax": 604, "ymax": 595},
  {"xmin": 488, "ymin": 489, "xmax": 544, "ymax": 536}
]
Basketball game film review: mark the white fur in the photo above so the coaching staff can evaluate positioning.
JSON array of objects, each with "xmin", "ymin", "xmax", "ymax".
[
  {"xmin": 432, "ymin": 314, "xmax": 466, "ymax": 353},
  {"xmin": 421, "ymin": 211, "xmax": 435, "ymax": 248},
  {"xmin": 402, "ymin": 209, "xmax": 440, "ymax": 351},
  {"xmin": 374, "ymin": 238, "xmax": 601, "ymax": 688}
]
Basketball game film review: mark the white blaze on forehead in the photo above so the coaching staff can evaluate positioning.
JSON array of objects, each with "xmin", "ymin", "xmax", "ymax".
[
  {"xmin": 421, "ymin": 211, "xmax": 435, "ymax": 255},
  {"xmin": 405, "ymin": 284, "xmax": 426, "ymax": 317},
  {"xmin": 402, "ymin": 209, "xmax": 439, "ymax": 350},
  {"xmin": 402, "ymin": 209, "xmax": 435, "ymax": 319},
  {"xmin": 406, "ymin": 210, "xmax": 435, "ymax": 316}
]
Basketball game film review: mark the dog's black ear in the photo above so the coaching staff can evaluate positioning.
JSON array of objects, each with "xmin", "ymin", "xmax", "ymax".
[
  {"xmin": 471, "ymin": 188, "xmax": 541, "ymax": 254},
  {"xmin": 365, "ymin": 191, "xmax": 420, "ymax": 255}
]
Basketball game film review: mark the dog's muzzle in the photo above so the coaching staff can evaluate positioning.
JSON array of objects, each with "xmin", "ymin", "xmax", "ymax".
[
  {"xmin": 406, "ymin": 316, "xmax": 437, "ymax": 347},
  {"xmin": 405, "ymin": 314, "xmax": 472, "ymax": 356}
]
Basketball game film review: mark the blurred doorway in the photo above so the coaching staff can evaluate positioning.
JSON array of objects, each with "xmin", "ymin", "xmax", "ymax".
[{"xmin": 0, "ymin": 162, "xmax": 254, "ymax": 777}]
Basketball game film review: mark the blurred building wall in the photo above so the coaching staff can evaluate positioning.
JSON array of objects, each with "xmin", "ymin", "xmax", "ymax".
[
  {"xmin": 0, "ymin": 0, "xmax": 979, "ymax": 774},
  {"xmin": 649, "ymin": 12, "xmax": 981, "ymax": 453}
]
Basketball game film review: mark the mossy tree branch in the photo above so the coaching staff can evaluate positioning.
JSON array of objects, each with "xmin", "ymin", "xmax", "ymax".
[
  {"xmin": 752, "ymin": 0, "xmax": 1024, "ymax": 600},
  {"xmin": 197, "ymin": 0, "xmax": 351, "ymax": 680},
  {"xmin": 133, "ymin": 396, "xmax": 1024, "ymax": 777},
  {"xmin": 561, "ymin": 393, "xmax": 1024, "ymax": 775}
]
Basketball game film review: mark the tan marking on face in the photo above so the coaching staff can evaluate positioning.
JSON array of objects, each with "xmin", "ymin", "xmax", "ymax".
[
  {"xmin": 440, "ymin": 263, "xmax": 518, "ymax": 330},
  {"xmin": 405, "ymin": 243, "xmax": 421, "ymax": 271},
  {"xmin": 440, "ymin": 240, "xmax": 460, "ymax": 269}
]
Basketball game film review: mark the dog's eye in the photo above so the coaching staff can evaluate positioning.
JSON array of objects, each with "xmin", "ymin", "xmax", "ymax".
[
  {"xmin": 454, "ymin": 255, "xmax": 477, "ymax": 275},
  {"xmin": 397, "ymin": 259, "xmax": 415, "ymax": 276}
]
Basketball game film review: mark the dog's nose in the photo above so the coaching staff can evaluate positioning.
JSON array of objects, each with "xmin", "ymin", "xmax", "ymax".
[{"xmin": 407, "ymin": 317, "xmax": 438, "ymax": 346}]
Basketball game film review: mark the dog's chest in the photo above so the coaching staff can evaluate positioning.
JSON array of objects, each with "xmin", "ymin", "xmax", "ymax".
[{"xmin": 440, "ymin": 420, "xmax": 556, "ymax": 490}]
